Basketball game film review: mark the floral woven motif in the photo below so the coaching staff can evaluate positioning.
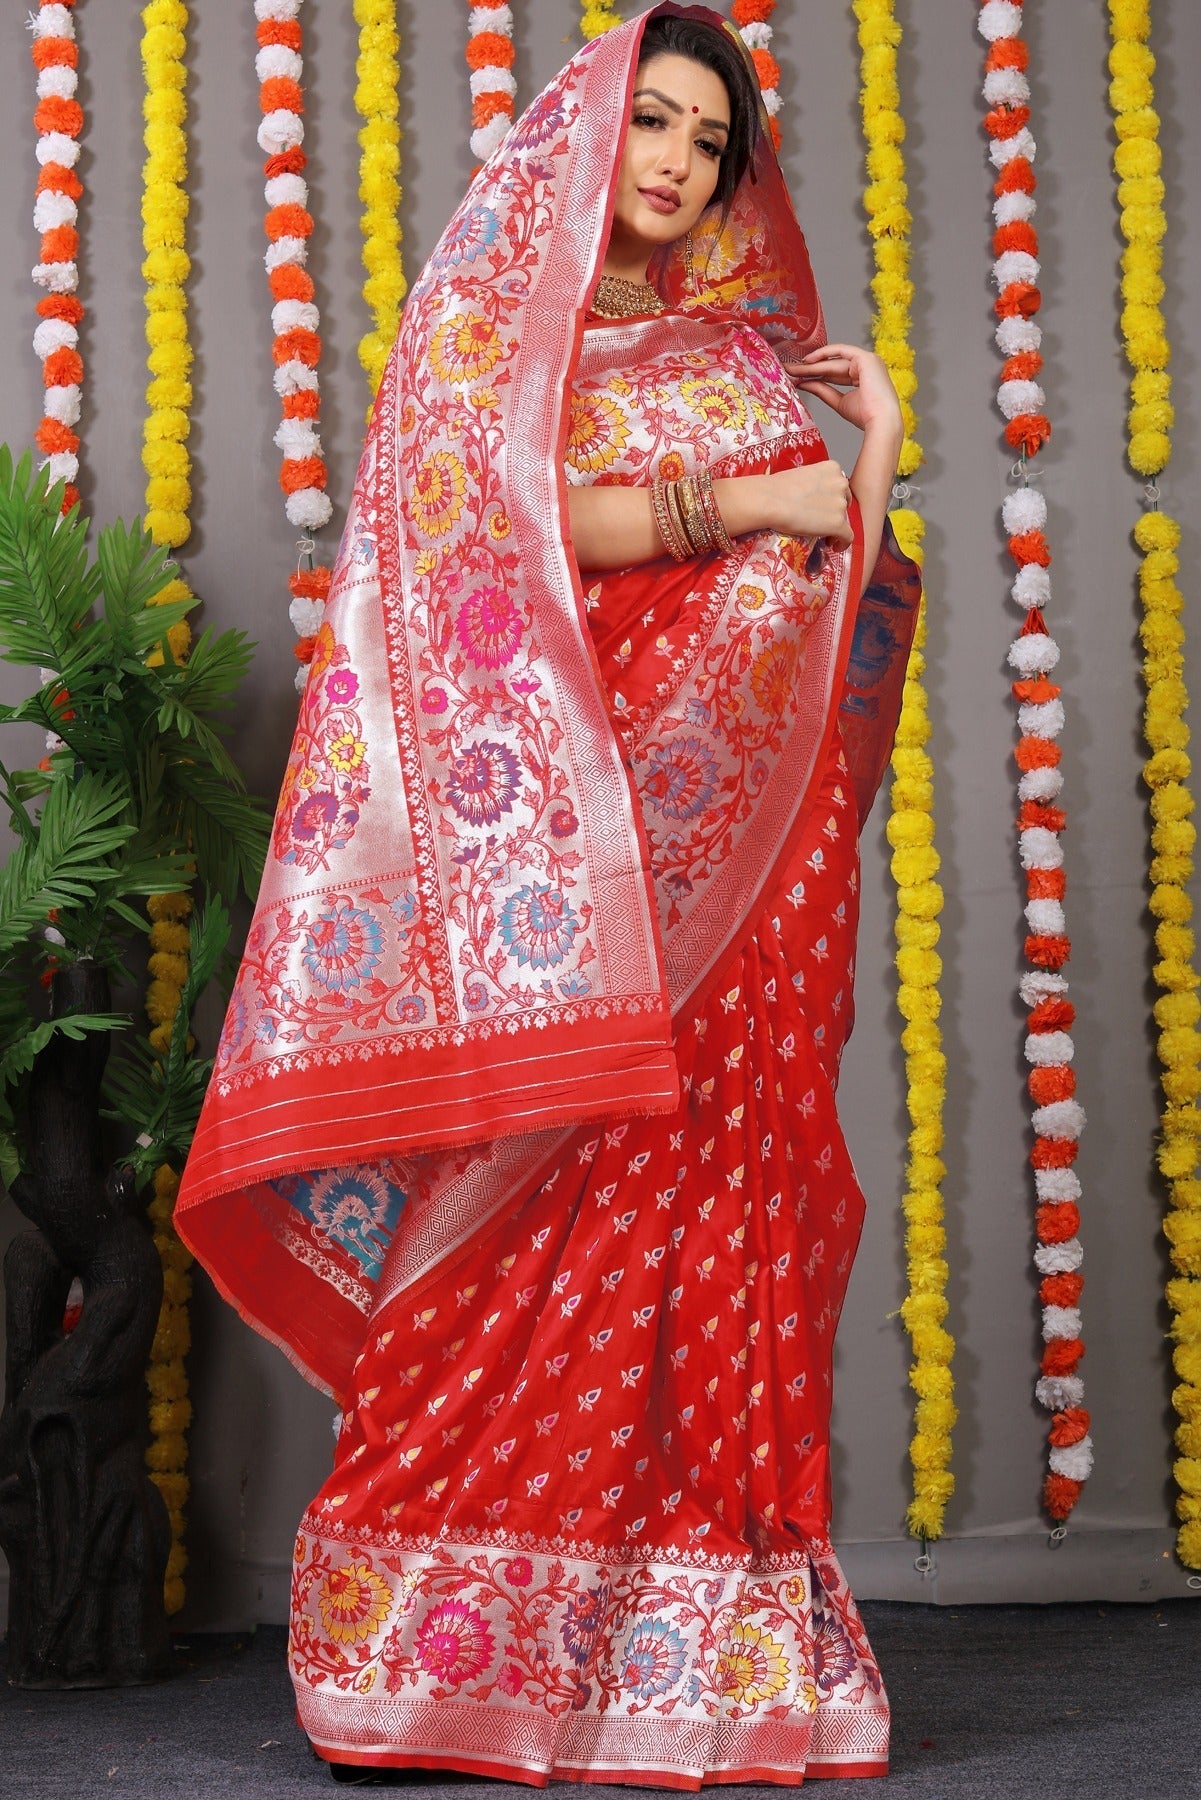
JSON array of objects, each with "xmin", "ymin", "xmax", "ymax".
[{"xmin": 291, "ymin": 1532, "xmax": 887, "ymax": 1781}]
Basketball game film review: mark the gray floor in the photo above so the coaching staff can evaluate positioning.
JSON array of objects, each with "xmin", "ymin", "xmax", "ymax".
[{"xmin": 3, "ymin": 1601, "xmax": 1199, "ymax": 1799}]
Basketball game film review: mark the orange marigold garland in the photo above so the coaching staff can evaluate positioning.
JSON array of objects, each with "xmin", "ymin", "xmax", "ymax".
[
  {"xmin": 732, "ymin": 1, "xmax": 782, "ymax": 155},
  {"xmin": 978, "ymin": 0, "xmax": 1091, "ymax": 1529},
  {"xmin": 466, "ymin": 3, "xmax": 515, "ymax": 165},
  {"xmin": 30, "ymin": 0, "xmax": 84, "ymax": 516},
  {"xmin": 255, "ymin": 0, "xmax": 334, "ymax": 689}
]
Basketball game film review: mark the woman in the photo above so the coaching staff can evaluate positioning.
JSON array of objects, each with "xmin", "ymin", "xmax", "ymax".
[{"xmin": 177, "ymin": 4, "xmax": 919, "ymax": 1784}]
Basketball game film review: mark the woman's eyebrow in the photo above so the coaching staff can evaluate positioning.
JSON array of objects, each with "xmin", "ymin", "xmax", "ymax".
[{"xmin": 631, "ymin": 87, "xmax": 730, "ymax": 133}]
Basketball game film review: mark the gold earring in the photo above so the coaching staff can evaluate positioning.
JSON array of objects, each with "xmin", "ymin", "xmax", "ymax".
[{"xmin": 685, "ymin": 230, "xmax": 695, "ymax": 295}]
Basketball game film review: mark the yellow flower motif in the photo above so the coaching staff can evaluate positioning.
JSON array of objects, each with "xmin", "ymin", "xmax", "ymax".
[
  {"xmin": 318, "ymin": 1559, "xmax": 394, "ymax": 1645},
  {"xmin": 488, "ymin": 511, "xmax": 512, "ymax": 540},
  {"xmin": 658, "ymin": 451, "xmax": 686, "ymax": 482},
  {"xmin": 411, "ymin": 448, "xmax": 468, "ymax": 539},
  {"xmin": 716, "ymin": 1621, "xmax": 790, "ymax": 1706},
  {"xmin": 565, "ymin": 393, "xmax": 630, "ymax": 475},
  {"xmin": 679, "ymin": 376, "xmax": 747, "ymax": 432},
  {"xmin": 327, "ymin": 732, "xmax": 367, "ymax": 774},
  {"xmin": 430, "ymin": 312, "xmax": 503, "ymax": 385}
]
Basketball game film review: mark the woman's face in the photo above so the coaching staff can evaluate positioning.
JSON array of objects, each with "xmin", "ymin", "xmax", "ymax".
[{"xmin": 607, "ymin": 53, "xmax": 730, "ymax": 275}]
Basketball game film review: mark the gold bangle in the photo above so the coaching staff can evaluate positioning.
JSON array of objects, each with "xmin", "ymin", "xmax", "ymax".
[
  {"xmin": 664, "ymin": 478, "xmax": 694, "ymax": 561},
  {"xmin": 676, "ymin": 475, "xmax": 711, "ymax": 556},
  {"xmin": 695, "ymin": 467, "xmax": 734, "ymax": 554},
  {"xmin": 651, "ymin": 477, "xmax": 689, "ymax": 562}
]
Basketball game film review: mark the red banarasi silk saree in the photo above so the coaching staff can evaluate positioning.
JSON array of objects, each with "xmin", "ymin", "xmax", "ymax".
[{"xmin": 177, "ymin": 6, "xmax": 920, "ymax": 1784}]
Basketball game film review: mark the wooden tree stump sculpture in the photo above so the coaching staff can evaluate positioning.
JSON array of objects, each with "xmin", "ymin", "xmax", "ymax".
[{"xmin": 0, "ymin": 963, "xmax": 170, "ymax": 1686}]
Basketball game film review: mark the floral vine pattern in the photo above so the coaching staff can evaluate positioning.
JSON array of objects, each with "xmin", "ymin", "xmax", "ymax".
[
  {"xmin": 140, "ymin": 0, "xmax": 196, "ymax": 1615},
  {"xmin": 1106, "ymin": 0, "xmax": 1201, "ymax": 1571},
  {"xmin": 978, "ymin": 0, "xmax": 1091, "ymax": 1528},
  {"xmin": 254, "ymin": 0, "xmax": 336, "ymax": 691},
  {"xmin": 289, "ymin": 1530, "xmax": 886, "ymax": 1773},
  {"xmin": 30, "ymin": 0, "xmax": 84, "ymax": 516},
  {"xmin": 852, "ymin": 0, "xmax": 954, "ymax": 1544},
  {"xmin": 354, "ymin": 0, "xmax": 405, "ymax": 399},
  {"xmin": 732, "ymin": 1, "xmax": 782, "ymax": 157},
  {"xmin": 466, "ymin": 2, "xmax": 516, "ymax": 166}
]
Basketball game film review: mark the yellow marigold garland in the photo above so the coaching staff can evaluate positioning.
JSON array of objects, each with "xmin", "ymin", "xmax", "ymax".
[
  {"xmin": 853, "ymin": 0, "xmax": 954, "ymax": 1543},
  {"xmin": 1106, "ymin": 0, "xmax": 1201, "ymax": 1572},
  {"xmin": 580, "ymin": 1, "xmax": 622, "ymax": 39},
  {"xmin": 353, "ymin": 0, "xmax": 405, "ymax": 398},
  {"xmin": 140, "ymin": 0, "xmax": 195, "ymax": 1616}
]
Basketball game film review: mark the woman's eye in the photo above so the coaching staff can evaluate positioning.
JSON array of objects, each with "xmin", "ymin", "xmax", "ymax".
[
  {"xmin": 633, "ymin": 111, "xmax": 665, "ymax": 129},
  {"xmin": 697, "ymin": 138, "xmax": 723, "ymax": 159}
]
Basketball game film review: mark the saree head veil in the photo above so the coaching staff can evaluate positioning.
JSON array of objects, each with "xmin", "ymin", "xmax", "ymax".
[{"xmin": 176, "ymin": 4, "xmax": 918, "ymax": 1400}]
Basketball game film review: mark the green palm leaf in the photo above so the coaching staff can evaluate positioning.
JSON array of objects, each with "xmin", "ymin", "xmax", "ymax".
[
  {"xmin": 0, "ymin": 770, "xmax": 137, "ymax": 962},
  {"xmin": 0, "ymin": 447, "xmax": 100, "ymax": 669}
]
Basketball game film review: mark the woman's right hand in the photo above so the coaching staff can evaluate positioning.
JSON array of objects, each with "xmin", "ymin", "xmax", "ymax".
[{"xmin": 761, "ymin": 460, "xmax": 854, "ymax": 545}]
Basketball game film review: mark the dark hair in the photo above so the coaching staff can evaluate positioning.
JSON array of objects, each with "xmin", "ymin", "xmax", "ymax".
[{"xmin": 637, "ymin": 14, "xmax": 762, "ymax": 215}]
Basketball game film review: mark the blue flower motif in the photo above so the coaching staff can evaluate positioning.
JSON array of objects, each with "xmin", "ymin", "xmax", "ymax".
[
  {"xmin": 620, "ymin": 1621, "xmax": 688, "ymax": 1700},
  {"xmin": 642, "ymin": 736, "xmax": 720, "ymax": 823},
  {"xmin": 498, "ymin": 883, "xmax": 581, "ymax": 971},
  {"xmin": 389, "ymin": 890, "xmax": 419, "ymax": 926},
  {"xmin": 301, "ymin": 900, "xmax": 384, "ymax": 995},
  {"xmin": 300, "ymin": 1166, "xmax": 406, "ymax": 1277},
  {"xmin": 557, "ymin": 970, "xmax": 591, "ymax": 998},
  {"xmin": 434, "ymin": 203, "xmax": 500, "ymax": 267}
]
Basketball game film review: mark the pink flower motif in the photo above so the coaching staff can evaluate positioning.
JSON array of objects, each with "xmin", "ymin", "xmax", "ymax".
[
  {"xmin": 421, "ymin": 687, "xmax": 448, "ymax": 714},
  {"xmin": 455, "ymin": 585, "xmax": 524, "ymax": 670},
  {"xmin": 497, "ymin": 1661, "xmax": 524, "ymax": 1697},
  {"xmin": 505, "ymin": 1556, "xmax": 533, "ymax": 1587},
  {"xmin": 325, "ymin": 669, "xmax": 359, "ymax": 704},
  {"xmin": 413, "ymin": 1598, "xmax": 495, "ymax": 1688}
]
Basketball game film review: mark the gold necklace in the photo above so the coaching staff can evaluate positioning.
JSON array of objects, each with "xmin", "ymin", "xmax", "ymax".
[{"xmin": 591, "ymin": 272, "xmax": 666, "ymax": 319}]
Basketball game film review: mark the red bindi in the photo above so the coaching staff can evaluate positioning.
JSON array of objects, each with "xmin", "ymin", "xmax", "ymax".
[{"xmin": 692, "ymin": 105, "xmax": 699, "ymax": 113}]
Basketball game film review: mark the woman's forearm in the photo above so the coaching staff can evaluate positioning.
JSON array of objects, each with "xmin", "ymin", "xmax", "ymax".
[
  {"xmin": 567, "ymin": 475, "xmax": 779, "ymax": 573},
  {"xmin": 849, "ymin": 421, "xmax": 904, "ymax": 589}
]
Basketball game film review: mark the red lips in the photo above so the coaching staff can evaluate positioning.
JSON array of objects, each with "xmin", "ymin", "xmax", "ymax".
[{"xmin": 639, "ymin": 187, "xmax": 682, "ymax": 211}]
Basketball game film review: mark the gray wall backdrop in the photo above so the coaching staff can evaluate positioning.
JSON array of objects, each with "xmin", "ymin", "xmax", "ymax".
[{"xmin": 1, "ymin": 0, "xmax": 1199, "ymax": 1628}]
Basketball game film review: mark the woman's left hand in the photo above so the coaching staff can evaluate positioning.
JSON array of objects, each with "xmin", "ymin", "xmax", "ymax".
[{"xmin": 781, "ymin": 342, "xmax": 903, "ymax": 441}]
